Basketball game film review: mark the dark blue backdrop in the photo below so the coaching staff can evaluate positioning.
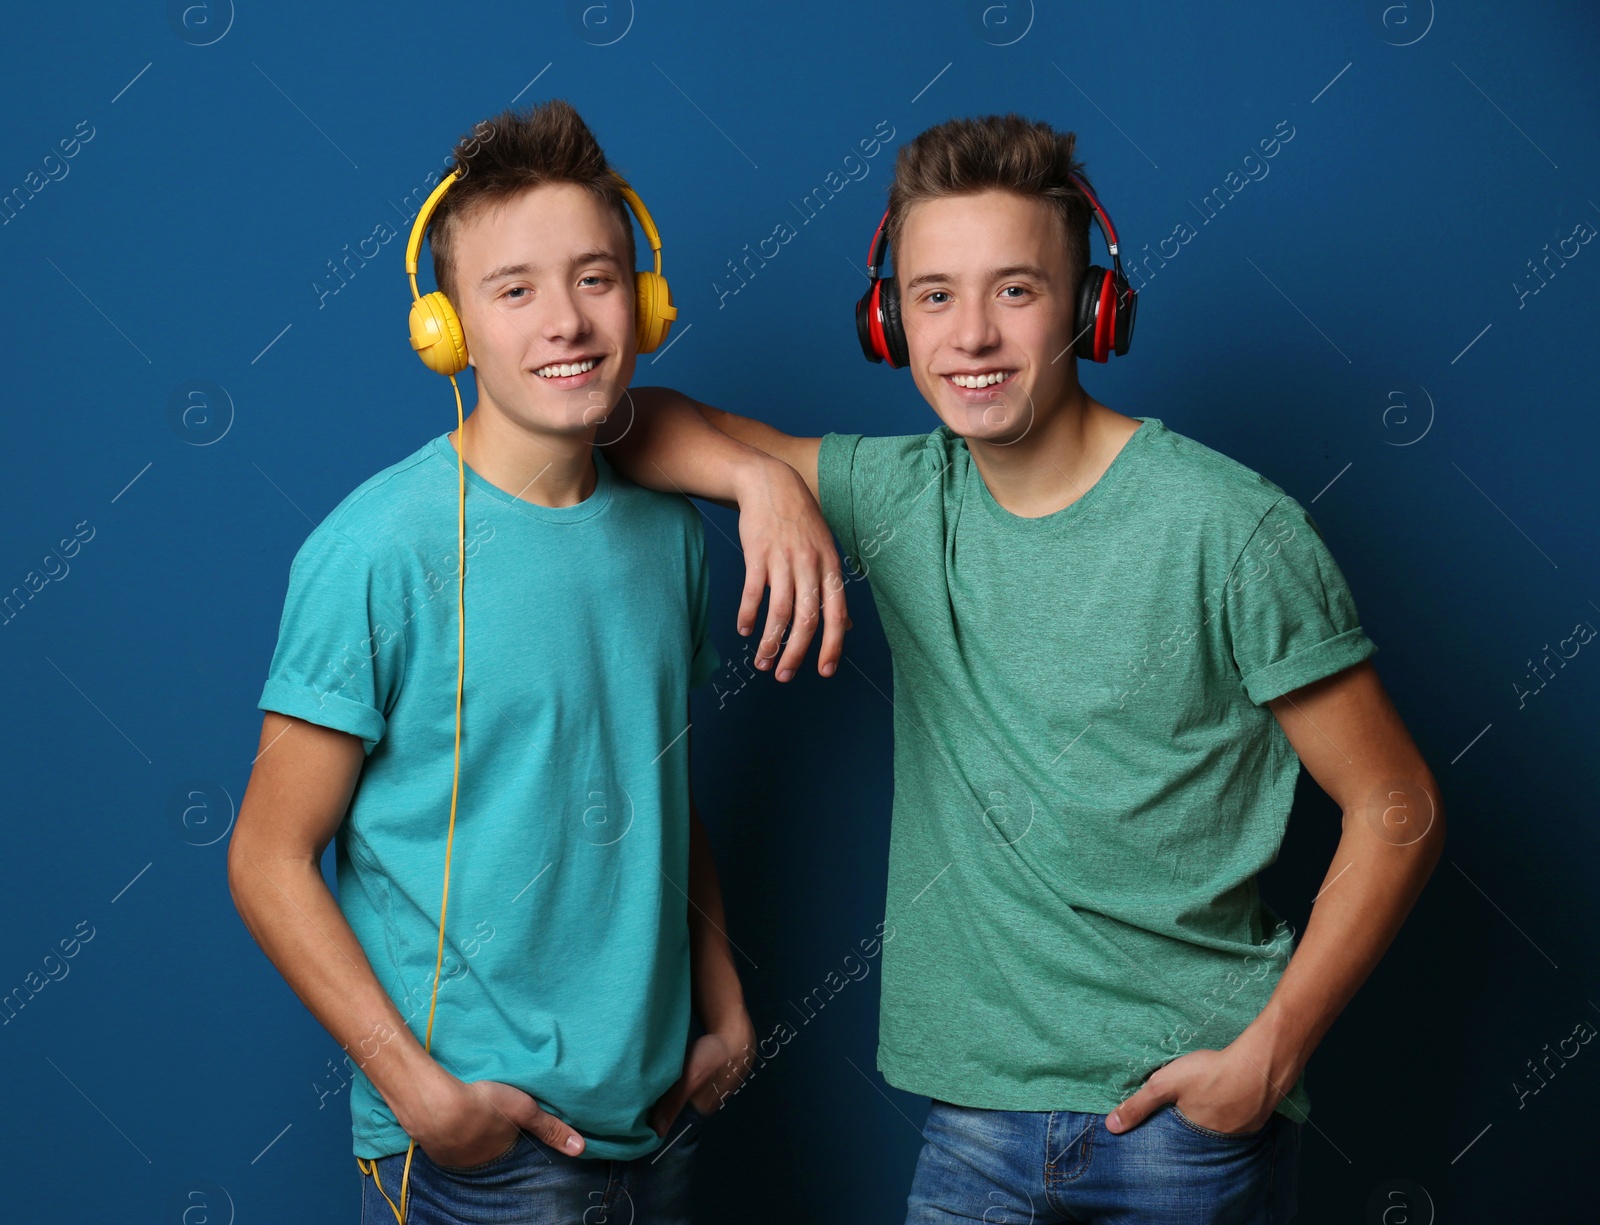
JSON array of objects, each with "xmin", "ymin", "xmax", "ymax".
[{"xmin": 2, "ymin": 2, "xmax": 1595, "ymax": 1221}]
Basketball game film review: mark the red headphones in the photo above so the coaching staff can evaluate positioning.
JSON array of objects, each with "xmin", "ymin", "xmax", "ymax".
[{"xmin": 854, "ymin": 171, "xmax": 1137, "ymax": 367}]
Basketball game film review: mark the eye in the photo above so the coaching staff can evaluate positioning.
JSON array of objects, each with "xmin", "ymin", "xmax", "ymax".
[
  {"xmin": 1000, "ymin": 285, "xmax": 1029, "ymax": 299},
  {"xmin": 503, "ymin": 286, "xmax": 529, "ymax": 301},
  {"xmin": 579, "ymin": 274, "xmax": 611, "ymax": 288},
  {"xmin": 925, "ymin": 290, "xmax": 951, "ymax": 306}
]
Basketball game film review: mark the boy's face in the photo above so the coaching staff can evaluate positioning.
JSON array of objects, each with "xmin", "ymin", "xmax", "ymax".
[
  {"xmin": 895, "ymin": 190, "xmax": 1078, "ymax": 445},
  {"xmin": 453, "ymin": 181, "xmax": 637, "ymax": 438}
]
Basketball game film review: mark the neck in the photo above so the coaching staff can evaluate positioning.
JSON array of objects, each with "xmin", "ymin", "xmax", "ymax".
[
  {"xmin": 964, "ymin": 378, "xmax": 1140, "ymax": 519},
  {"xmin": 449, "ymin": 402, "xmax": 597, "ymax": 508}
]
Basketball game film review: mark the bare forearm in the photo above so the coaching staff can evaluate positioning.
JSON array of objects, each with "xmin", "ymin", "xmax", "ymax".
[
  {"xmin": 229, "ymin": 849, "xmax": 443, "ymax": 1133},
  {"xmin": 1244, "ymin": 800, "xmax": 1445, "ymax": 1076},
  {"xmin": 602, "ymin": 386, "xmax": 780, "ymax": 510},
  {"xmin": 685, "ymin": 803, "xmax": 749, "ymax": 1036}
]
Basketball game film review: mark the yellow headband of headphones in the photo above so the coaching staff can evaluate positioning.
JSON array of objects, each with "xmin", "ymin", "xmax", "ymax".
[{"xmin": 404, "ymin": 168, "xmax": 677, "ymax": 375}]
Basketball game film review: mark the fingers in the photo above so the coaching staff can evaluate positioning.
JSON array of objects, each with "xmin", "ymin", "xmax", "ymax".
[
  {"xmin": 524, "ymin": 1099, "xmax": 585, "ymax": 1156},
  {"xmin": 737, "ymin": 555, "xmax": 768, "ymax": 640},
  {"xmin": 647, "ymin": 1091, "xmax": 686, "ymax": 1138},
  {"xmin": 773, "ymin": 558, "xmax": 823, "ymax": 682},
  {"xmin": 755, "ymin": 558, "xmax": 794, "ymax": 675},
  {"xmin": 1105, "ymin": 1084, "xmax": 1168, "ymax": 1134},
  {"xmin": 815, "ymin": 569, "xmax": 849, "ymax": 678}
]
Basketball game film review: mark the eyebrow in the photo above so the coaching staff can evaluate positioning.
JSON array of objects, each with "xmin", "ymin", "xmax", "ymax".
[
  {"xmin": 478, "ymin": 249, "xmax": 623, "ymax": 288},
  {"xmin": 904, "ymin": 264, "xmax": 1051, "ymax": 292}
]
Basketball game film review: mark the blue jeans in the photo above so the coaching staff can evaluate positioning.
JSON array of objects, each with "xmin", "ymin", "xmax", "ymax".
[
  {"xmin": 906, "ymin": 1099, "xmax": 1300, "ymax": 1224},
  {"xmin": 358, "ymin": 1100, "xmax": 709, "ymax": 1224}
]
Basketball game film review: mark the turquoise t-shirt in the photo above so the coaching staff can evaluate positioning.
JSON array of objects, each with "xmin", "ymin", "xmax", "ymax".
[
  {"xmin": 258, "ymin": 433, "xmax": 719, "ymax": 1161},
  {"xmin": 817, "ymin": 417, "xmax": 1377, "ymax": 1124}
]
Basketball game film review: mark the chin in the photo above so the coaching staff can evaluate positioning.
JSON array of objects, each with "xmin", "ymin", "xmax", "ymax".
[{"xmin": 937, "ymin": 395, "xmax": 1036, "ymax": 446}]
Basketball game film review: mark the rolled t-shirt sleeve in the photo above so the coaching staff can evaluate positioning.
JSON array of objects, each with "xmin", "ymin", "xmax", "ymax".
[
  {"xmin": 258, "ymin": 526, "xmax": 408, "ymax": 754},
  {"xmin": 816, "ymin": 431, "xmax": 865, "ymax": 564},
  {"xmin": 687, "ymin": 522, "xmax": 721, "ymax": 689},
  {"xmin": 1224, "ymin": 495, "xmax": 1377, "ymax": 704},
  {"xmin": 817, "ymin": 431, "xmax": 947, "ymax": 575}
]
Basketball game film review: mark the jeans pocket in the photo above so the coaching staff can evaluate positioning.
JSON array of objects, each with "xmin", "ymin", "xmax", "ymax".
[
  {"xmin": 1169, "ymin": 1103, "xmax": 1271, "ymax": 1141},
  {"xmin": 430, "ymin": 1131, "xmax": 525, "ymax": 1175}
]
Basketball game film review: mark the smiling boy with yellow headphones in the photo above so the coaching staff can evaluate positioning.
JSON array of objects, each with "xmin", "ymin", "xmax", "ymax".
[{"xmin": 230, "ymin": 98, "xmax": 848, "ymax": 1224}]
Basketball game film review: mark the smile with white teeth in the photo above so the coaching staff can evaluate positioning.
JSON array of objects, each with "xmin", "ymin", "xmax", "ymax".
[
  {"xmin": 948, "ymin": 371, "xmax": 1012, "ymax": 388},
  {"xmin": 535, "ymin": 358, "xmax": 598, "ymax": 378}
]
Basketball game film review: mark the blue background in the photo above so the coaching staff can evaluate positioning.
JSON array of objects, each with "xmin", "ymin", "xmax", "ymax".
[{"xmin": 1, "ymin": 1, "xmax": 1595, "ymax": 1220}]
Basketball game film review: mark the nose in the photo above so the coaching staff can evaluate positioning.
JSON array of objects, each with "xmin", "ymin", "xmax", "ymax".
[
  {"xmin": 539, "ymin": 282, "xmax": 588, "ymax": 347},
  {"xmin": 950, "ymin": 294, "xmax": 1000, "ymax": 356}
]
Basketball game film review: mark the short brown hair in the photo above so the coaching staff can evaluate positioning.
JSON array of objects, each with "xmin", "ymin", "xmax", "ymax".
[
  {"xmin": 427, "ymin": 98, "xmax": 636, "ymax": 305},
  {"xmin": 885, "ymin": 114, "xmax": 1093, "ymax": 291}
]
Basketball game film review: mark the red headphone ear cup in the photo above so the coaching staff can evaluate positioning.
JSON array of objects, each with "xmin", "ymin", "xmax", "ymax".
[
  {"xmin": 857, "ymin": 284, "xmax": 886, "ymax": 363},
  {"xmin": 878, "ymin": 278, "xmax": 909, "ymax": 368},
  {"xmin": 1074, "ymin": 263, "xmax": 1106, "ymax": 360},
  {"xmin": 1092, "ymin": 269, "xmax": 1115, "ymax": 362},
  {"xmin": 1112, "ymin": 275, "xmax": 1136, "ymax": 356}
]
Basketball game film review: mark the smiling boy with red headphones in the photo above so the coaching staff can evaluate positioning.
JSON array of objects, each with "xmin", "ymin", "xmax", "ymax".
[{"xmin": 606, "ymin": 113, "xmax": 1443, "ymax": 1223}]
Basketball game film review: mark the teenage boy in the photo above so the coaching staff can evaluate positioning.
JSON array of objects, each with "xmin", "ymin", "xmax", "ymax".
[
  {"xmin": 602, "ymin": 114, "xmax": 1444, "ymax": 1222},
  {"xmin": 228, "ymin": 99, "xmax": 844, "ymax": 1224}
]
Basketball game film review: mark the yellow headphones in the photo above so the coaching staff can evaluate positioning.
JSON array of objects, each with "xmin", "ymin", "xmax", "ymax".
[
  {"xmin": 404, "ymin": 167, "xmax": 678, "ymax": 374},
  {"xmin": 360, "ymin": 166, "xmax": 675, "ymax": 1224}
]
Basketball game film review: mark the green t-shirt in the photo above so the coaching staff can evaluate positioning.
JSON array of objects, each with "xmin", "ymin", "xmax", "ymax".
[{"xmin": 816, "ymin": 416, "xmax": 1377, "ymax": 1122}]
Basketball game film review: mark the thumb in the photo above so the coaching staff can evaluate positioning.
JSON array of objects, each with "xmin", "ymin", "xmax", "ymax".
[
  {"xmin": 1105, "ymin": 1083, "xmax": 1172, "ymax": 1135},
  {"xmin": 521, "ymin": 1097, "xmax": 586, "ymax": 1156}
]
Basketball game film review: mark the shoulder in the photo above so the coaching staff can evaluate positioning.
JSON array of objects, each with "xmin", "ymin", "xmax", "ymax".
[
  {"xmin": 603, "ymin": 459, "xmax": 707, "ymax": 549},
  {"xmin": 312, "ymin": 435, "xmax": 444, "ymax": 559},
  {"xmin": 1131, "ymin": 419, "xmax": 1291, "ymax": 546},
  {"xmin": 819, "ymin": 427, "xmax": 963, "ymax": 492}
]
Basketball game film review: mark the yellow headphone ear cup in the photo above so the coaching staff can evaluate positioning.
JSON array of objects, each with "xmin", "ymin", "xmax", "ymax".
[
  {"xmin": 408, "ymin": 291, "xmax": 469, "ymax": 376},
  {"xmin": 633, "ymin": 271, "xmax": 677, "ymax": 353}
]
